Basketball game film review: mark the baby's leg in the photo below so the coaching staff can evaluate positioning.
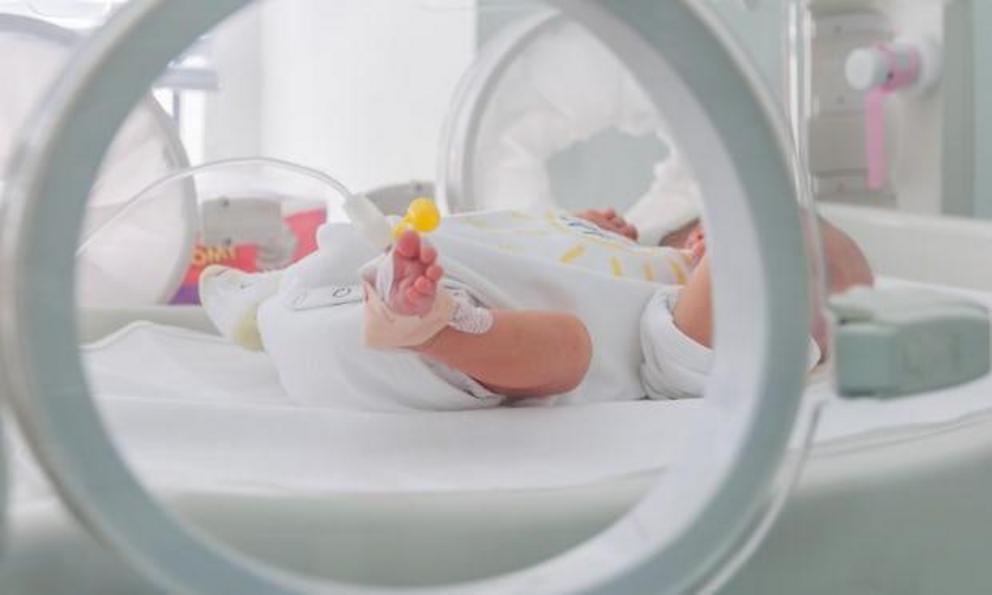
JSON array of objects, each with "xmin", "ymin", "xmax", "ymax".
[
  {"xmin": 386, "ymin": 231, "xmax": 593, "ymax": 398},
  {"xmin": 201, "ymin": 223, "xmax": 381, "ymax": 350},
  {"xmin": 199, "ymin": 266, "xmax": 283, "ymax": 350}
]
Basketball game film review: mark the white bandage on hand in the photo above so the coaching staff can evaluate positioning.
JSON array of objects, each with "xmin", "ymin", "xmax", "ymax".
[
  {"xmin": 450, "ymin": 288, "xmax": 494, "ymax": 335},
  {"xmin": 448, "ymin": 287, "xmax": 494, "ymax": 334},
  {"xmin": 362, "ymin": 249, "xmax": 493, "ymax": 349}
]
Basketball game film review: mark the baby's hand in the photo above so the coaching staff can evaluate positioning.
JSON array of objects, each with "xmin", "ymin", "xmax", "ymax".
[
  {"xmin": 685, "ymin": 225, "xmax": 706, "ymax": 266},
  {"xmin": 389, "ymin": 230, "xmax": 444, "ymax": 316},
  {"xmin": 575, "ymin": 208, "xmax": 638, "ymax": 241}
]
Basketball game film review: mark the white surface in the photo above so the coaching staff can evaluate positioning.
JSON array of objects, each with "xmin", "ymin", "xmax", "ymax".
[
  {"xmin": 235, "ymin": 0, "xmax": 475, "ymax": 191},
  {"xmin": 5, "ymin": 277, "xmax": 982, "ymax": 507},
  {"xmin": 19, "ymin": 320, "xmax": 696, "ymax": 499}
]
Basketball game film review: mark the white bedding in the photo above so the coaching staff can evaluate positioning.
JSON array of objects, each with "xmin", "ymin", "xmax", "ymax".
[{"xmin": 10, "ymin": 279, "xmax": 992, "ymax": 506}]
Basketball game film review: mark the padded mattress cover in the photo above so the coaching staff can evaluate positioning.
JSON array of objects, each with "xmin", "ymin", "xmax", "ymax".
[{"xmin": 9, "ymin": 279, "xmax": 992, "ymax": 504}]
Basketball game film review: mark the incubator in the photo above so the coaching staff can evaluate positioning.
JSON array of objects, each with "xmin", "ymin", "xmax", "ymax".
[{"xmin": 0, "ymin": 0, "xmax": 990, "ymax": 594}]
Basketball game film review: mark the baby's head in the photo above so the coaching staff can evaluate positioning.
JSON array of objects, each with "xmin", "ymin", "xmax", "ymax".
[
  {"xmin": 818, "ymin": 219, "xmax": 874, "ymax": 295},
  {"xmin": 810, "ymin": 219, "xmax": 873, "ymax": 356}
]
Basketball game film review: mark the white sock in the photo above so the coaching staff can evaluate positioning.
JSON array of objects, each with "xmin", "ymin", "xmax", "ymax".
[{"xmin": 199, "ymin": 265, "xmax": 283, "ymax": 351}]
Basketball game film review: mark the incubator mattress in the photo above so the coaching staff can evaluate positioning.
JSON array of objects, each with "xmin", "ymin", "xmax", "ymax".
[{"xmin": 10, "ymin": 280, "xmax": 992, "ymax": 505}]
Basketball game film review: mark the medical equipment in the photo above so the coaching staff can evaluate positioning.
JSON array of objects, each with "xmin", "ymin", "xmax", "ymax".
[
  {"xmin": 111, "ymin": 157, "xmax": 350, "ymax": 297},
  {"xmin": 0, "ymin": 1, "xmax": 989, "ymax": 594},
  {"xmin": 435, "ymin": 9, "xmax": 705, "ymax": 246},
  {"xmin": 363, "ymin": 279, "xmax": 458, "ymax": 349},
  {"xmin": 844, "ymin": 38, "xmax": 942, "ymax": 191},
  {"xmin": 0, "ymin": 12, "xmax": 194, "ymax": 307},
  {"xmin": 0, "ymin": 2, "xmax": 821, "ymax": 592},
  {"xmin": 437, "ymin": 11, "xmax": 679, "ymax": 217},
  {"xmin": 832, "ymin": 286, "xmax": 991, "ymax": 396},
  {"xmin": 392, "ymin": 197, "xmax": 441, "ymax": 239},
  {"xmin": 342, "ymin": 194, "xmax": 441, "ymax": 254},
  {"xmin": 341, "ymin": 194, "xmax": 395, "ymax": 253},
  {"xmin": 0, "ymin": 10, "xmax": 324, "ymax": 307},
  {"xmin": 788, "ymin": 0, "xmax": 972, "ymax": 213}
]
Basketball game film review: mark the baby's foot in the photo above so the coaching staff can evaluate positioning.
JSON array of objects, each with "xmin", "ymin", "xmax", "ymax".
[
  {"xmin": 200, "ymin": 265, "xmax": 282, "ymax": 351},
  {"xmin": 388, "ymin": 230, "xmax": 444, "ymax": 316}
]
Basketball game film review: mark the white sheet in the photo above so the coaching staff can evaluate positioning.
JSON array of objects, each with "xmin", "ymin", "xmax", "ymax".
[
  {"xmin": 11, "ymin": 322, "xmax": 699, "ymax": 503},
  {"xmin": 10, "ymin": 279, "xmax": 992, "ymax": 507}
]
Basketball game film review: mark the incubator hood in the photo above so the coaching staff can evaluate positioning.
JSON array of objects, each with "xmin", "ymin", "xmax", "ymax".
[
  {"xmin": 0, "ymin": 12, "xmax": 194, "ymax": 307},
  {"xmin": 0, "ymin": 0, "xmax": 817, "ymax": 592}
]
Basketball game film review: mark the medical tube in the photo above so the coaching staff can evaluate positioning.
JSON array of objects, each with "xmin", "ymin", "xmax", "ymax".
[{"xmin": 75, "ymin": 156, "xmax": 366, "ymax": 257}]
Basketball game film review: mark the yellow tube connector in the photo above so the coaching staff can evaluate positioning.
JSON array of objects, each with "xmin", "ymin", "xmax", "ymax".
[{"xmin": 392, "ymin": 197, "xmax": 441, "ymax": 238}]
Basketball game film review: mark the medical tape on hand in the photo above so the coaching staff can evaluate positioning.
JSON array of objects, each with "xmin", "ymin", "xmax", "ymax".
[
  {"xmin": 363, "ymin": 281, "xmax": 458, "ymax": 349},
  {"xmin": 363, "ymin": 245, "xmax": 493, "ymax": 349},
  {"xmin": 447, "ymin": 287, "xmax": 495, "ymax": 335}
]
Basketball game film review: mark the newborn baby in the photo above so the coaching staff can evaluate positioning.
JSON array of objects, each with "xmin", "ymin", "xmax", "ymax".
[{"xmin": 201, "ymin": 208, "xmax": 872, "ymax": 411}]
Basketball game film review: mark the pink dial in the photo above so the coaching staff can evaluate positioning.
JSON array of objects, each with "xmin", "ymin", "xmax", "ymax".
[{"xmin": 846, "ymin": 43, "xmax": 922, "ymax": 190}]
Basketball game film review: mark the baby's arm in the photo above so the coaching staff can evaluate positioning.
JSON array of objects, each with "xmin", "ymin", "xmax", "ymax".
[
  {"xmin": 575, "ymin": 208, "xmax": 638, "ymax": 241},
  {"xmin": 667, "ymin": 220, "xmax": 711, "ymax": 346},
  {"xmin": 670, "ymin": 218, "xmax": 874, "ymax": 353},
  {"xmin": 672, "ymin": 256, "xmax": 714, "ymax": 348},
  {"xmin": 415, "ymin": 311, "xmax": 592, "ymax": 398}
]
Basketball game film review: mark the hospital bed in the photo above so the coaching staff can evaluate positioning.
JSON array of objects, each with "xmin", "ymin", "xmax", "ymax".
[{"xmin": 1, "ymin": 1, "xmax": 991, "ymax": 594}]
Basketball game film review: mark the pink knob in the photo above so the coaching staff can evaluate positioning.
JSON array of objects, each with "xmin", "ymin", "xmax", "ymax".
[{"xmin": 846, "ymin": 44, "xmax": 921, "ymax": 191}]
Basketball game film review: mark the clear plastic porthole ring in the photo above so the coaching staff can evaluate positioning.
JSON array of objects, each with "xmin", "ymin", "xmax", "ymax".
[{"xmin": 0, "ymin": 1, "xmax": 813, "ymax": 593}]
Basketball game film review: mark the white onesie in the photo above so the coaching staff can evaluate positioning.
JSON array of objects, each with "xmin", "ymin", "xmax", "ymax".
[{"xmin": 256, "ymin": 209, "xmax": 705, "ymax": 411}]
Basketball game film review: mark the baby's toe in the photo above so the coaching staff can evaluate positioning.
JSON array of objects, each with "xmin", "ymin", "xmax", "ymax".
[
  {"xmin": 419, "ymin": 242, "xmax": 437, "ymax": 265},
  {"xmin": 413, "ymin": 276, "xmax": 436, "ymax": 296},
  {"xmin": 404, "ymin": 286, "xmax": 433, "ymax": 312},
  {"xmin": 426, "ymin": 264, "xmax": 443, "ymax": 282},
  {"xmin": 404, "ymin": 287, "xmax": 422, "ymax": 307},
  {"xmin": 394, "ymin": 230, "xmax": 421, "ymax": 259}
]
